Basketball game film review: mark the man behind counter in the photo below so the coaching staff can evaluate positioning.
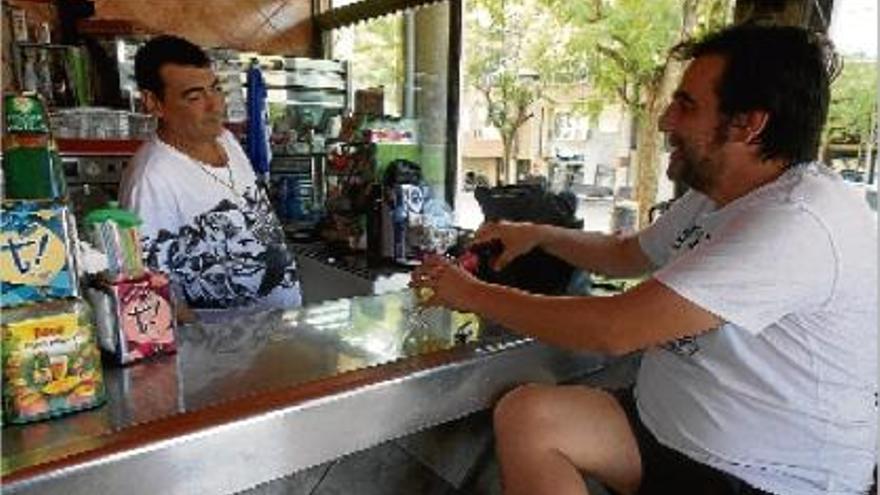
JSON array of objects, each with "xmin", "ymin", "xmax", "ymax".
[
  {"xmin": 120, "ymin": 35, "xmax": 301, "ymax": 314},
  {"xmin": 411, "ymin": 25, "xmax": 877, "ymax": 495}
]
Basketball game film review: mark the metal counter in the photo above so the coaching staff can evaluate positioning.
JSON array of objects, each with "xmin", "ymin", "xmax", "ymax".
[
  {"xmin": 2, "ymin": 290, "xmax": 605, "ymax": 495},
  {"xmin": 290, "ymin": 242, "xmax": 412, "ymax": 303}
]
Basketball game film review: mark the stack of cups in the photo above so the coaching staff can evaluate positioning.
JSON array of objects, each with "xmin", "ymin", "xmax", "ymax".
[{"xmin": 84, "ymin": 201, "xmax": 144, "ymax": 280}]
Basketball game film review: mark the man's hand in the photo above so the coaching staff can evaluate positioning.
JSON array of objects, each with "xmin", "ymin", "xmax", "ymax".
[
  {"xmin": 473, "ymin": 221, "xmax": 542, "ymax": 271},
  {"xmin": 409, "ymin": 254, "xmax": 481, "ymax": 312}
]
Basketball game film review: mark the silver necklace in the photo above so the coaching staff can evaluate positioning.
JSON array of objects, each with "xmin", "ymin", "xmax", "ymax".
[
  {"xmin": 187, "ymin": 142, "xmax": 236, "ymax": 192},
  {"xmin": 196, "ymin": 160, "xmax": 236, "ymax": 192},
  {"xmin": 161, "ymin": 134, "xmax": 236, "ymax": 192}
]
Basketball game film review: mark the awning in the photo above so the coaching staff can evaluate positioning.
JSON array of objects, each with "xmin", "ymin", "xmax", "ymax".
[{"xmin": 315, "ymin": 0, "xmax": 446, "ymax": 30}]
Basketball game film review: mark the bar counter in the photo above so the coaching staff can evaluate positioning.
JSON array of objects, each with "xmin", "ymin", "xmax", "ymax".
[{"xmin": 2, "ymin": 290, "xmax": 606, "ymax": 495}]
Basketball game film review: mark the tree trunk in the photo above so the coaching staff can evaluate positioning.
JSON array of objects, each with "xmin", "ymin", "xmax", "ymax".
[
  {"xmin": 633, "ymin": 59, "xmax": 687, "ymax": 226},
  {"xmin": 864, "ymin": 110, "xmax": 876, "ymax": 176},
  {"xmin": 500, "ymin": 134, "xmax": 514, "ymax": 185},
  {"xmin": 632, "ymin": 0, "xmax": 699, "ymax": 227},
  {"xmin": 818, "ymin": 128, "xmax": 830, "ymax": 164},
  {"xmin": 634, "ymin": 107, "xmax": 660, "ymax": 227},
  {"xmin": 509, "ymin": 132, "xmax": 520, "ymax": 184}
]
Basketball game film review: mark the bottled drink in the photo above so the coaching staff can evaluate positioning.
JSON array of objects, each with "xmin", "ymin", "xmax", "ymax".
[{"xmin": 457, "ymin": 239, "xmax": 503, "ymax": 278}]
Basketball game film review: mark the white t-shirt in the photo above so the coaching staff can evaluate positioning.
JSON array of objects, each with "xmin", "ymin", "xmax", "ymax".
[
  {"xmin": 120, "ymin": 130, "xmax": 301, "ymax": 311},
  {"xmin": 636, "ymin": 163, "xmax": 877, "ymax": 495}
]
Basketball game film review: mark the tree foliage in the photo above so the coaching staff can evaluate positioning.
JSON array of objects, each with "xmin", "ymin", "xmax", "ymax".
[
  {"xmin": 543, "ymin": 0, "xmax": 731, "ymax": 117},
  {"xmin": 826, "ymin": 58, "xmax": 878, "ymax": 146},
  {"xmin": 544, "ymin": 0, "xmax": 682, "ymax": 119},
  {"xmin": 466, "ymin": 0, "xmax": 875, "ymax": 209},
  {"xmin": 336, "ymin": 15, "xmax": 404, "ymax": 116},
  {"xmin": 465, "ymin": 0, "xmax": 732, "ymax": 206},
  {"xmin": 465, "ymin": 0, "xmax": 562, "ymax": 183}
]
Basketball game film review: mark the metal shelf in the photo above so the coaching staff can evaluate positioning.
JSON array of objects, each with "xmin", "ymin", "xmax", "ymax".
[
  {"xmin": 55, "ymin": 138, "xmax": 143, "ymax": 156},
  {"xmin": 16, "ymin": 42, "xmax": 78, "ymax": 50}
]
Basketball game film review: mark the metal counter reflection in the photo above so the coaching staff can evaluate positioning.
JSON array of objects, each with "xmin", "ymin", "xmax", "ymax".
[
  {"xmin": 3, "ymin": 289, "xmax": 605, "ymax": 495},
  {"xmin": 2, "ymin": 289, "xmax": 494, "ymax": 476}
]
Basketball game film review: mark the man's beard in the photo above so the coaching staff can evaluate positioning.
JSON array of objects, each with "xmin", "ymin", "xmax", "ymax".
[
  {"xmin": 668, "ymin": 121, "xmax": 730, "ymax": 194},
  {"xmin": 676, "ymin": 147, "xmax": 717, "ymax": 193}
]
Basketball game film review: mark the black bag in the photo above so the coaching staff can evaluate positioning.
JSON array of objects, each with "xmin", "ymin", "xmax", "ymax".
[
  {"xmin": 383, "ymin": 159, "xmax": 422, "ymax": 186},
  {"xmin": 473, "ymin": 185, "xmax": 582, "ymax": 295}
]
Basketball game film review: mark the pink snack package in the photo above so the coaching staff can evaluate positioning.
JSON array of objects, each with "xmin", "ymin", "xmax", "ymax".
[{"xmin": 88, "ymin": 272, "xmax": 176, "ymax": 365}]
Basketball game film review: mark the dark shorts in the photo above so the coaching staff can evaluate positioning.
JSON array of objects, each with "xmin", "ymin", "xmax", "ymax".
[{"xmin": 610, "ymin": 387, "xmax": 773, "ymax": 495}]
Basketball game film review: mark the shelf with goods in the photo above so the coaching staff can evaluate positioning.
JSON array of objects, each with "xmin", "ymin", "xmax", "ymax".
[
  {"xmin": 12, "ymin": 41, "xmax": 87, "ymax": 109},
  {"xmin": 1, "ymin": 93, "xmax": 178, "ymax": 429},
  {"xmin": 1, "ymin": 93, "xmax": 108, "ymax": 425}
]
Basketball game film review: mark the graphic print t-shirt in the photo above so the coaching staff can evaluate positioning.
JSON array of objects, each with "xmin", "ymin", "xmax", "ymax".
[{"xmin": 119, "ymin": 130, "xmax": 301, "ymax": 310}]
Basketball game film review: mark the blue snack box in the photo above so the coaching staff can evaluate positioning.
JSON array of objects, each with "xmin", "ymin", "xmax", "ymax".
[{"xmin": 0, "ymin": 201, "xmax": 79, "ymax": 307}]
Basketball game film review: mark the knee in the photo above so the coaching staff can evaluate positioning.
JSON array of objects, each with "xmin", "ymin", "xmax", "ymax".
[{"xmin": 493, "ymin": 384, "xmax": 556, "ymax": 439}]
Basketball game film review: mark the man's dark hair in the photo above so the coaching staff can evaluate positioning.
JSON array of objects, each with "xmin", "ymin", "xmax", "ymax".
[
  {"xmin": 674, "ymin": 25, "xmax": 840, "ymax": 166},
  {"xmin": 134, "ymin": 35, "xmax": 211, "ymax": 99}
]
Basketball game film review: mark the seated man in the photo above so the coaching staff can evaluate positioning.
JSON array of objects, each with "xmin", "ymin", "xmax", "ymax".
[
  {"xmin": 411, "ymin": 25, "xmax": 877, "ymax": 495},
  {"xmin": 120, "ymin": 35, "xmax": 301, "ymax": 313}
]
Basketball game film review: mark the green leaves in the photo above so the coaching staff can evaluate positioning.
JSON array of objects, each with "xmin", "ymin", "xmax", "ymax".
[
  {"xmin": 465, "ymin": 0, "xmax": 553, "ymax": 180},
  {"xmin": 547, "ymin": 0, "xmax": 684, "ymax": 115},
  {"xmin": 827, "ymin": 59, "xmax": 878, "ymax": 145},
  {"xmin": 340, "ymin": 15, "xmax": 404, "ymax": 115},
  {"xmin": 462, "ymin": 0, "xmax": 732, "ymax": 188}
]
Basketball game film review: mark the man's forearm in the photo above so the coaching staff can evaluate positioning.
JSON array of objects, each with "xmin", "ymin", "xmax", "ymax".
[
  {"xmin": 457, "ymin": 275, "xmax": 720, "ymax": 357},
  {"xmin": 535, "ymin": 224, "xmax": 653, "ymax": 278},
  {"xmin": 462, "ymin": 280, "xmax": 625, "ymax": 354}
]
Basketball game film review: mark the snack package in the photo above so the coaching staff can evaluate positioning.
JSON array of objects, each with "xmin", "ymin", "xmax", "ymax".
[
  {"xmin": 2, "ymin": 300, "xmax": 106, "ymax": 424},
  {"xmin": 1, "ymin": 201, "xmax": 79, "ymax": 307},
  {"xmin": 87, "ymin": 272, "xmax": 176, "ymax": 365}
]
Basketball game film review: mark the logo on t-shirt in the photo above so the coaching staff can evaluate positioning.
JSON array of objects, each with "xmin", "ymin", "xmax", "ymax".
[
  {"xmin": 662, "ymin": 223, "xmax": 712, "ymax": 356},
  {"xmin": 672, "ymin": 224, "xmax": 710, "ymax": 251},
  {"xmin": 661, "ymin": 335, "xmax": 700, "ymax": 356}
]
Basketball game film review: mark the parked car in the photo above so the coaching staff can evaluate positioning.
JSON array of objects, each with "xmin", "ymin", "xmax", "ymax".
[{"xmin": 840, "ymin": 168, "xmax": 865, "ymax": 183}]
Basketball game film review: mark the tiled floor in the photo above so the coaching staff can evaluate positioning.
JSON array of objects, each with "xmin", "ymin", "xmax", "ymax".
[{"xmin": 238, "ymin": 354, "xmax": 641, "ymax": 495}]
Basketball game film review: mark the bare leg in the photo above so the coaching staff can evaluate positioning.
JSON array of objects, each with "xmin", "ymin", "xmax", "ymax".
[{"xmin": 493, "ymin": 384, "xmax": 642, "ymax": 495}]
